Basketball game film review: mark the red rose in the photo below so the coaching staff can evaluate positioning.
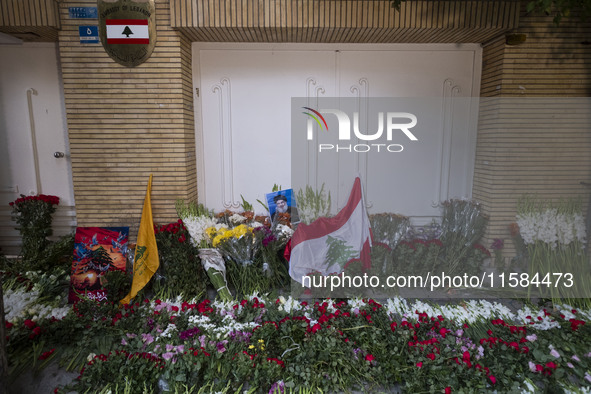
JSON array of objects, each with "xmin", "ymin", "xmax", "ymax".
[
  {"xmin": 24, "ymin": 319, "xmax": 36, "ymax": 329},
  {"xmin": 489, "ymin": 376, "xmax": 496, "ymax": 385},
  {"xmin": 365, "ymin": 354, "xmax": 375, "ymax": 362},
  {"xmin": 445, "ymin": 387, "xmax": 452, "ymax": 394}
]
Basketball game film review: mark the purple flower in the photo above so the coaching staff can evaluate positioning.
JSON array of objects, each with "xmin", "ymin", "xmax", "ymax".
[
  {"xmin": 268, "ymin": 380, "xmax": 285, "ymax": 394},
  {"xmin": 476, "ymin": 345, "xmax": 484, "ymax": 360},
  {"xmin": 216, "ymin": 340, "xmax": 228, "ymax": 353},
  {"xmin": 142, "ymin": 333, "xmax": 155, "ymax": 345},
  {"xmin": 179, "ymin": 327, "xmax": 200, "ymax": 341},
  {"xmin": 263, "ymin": 234, "xmax": 277, "ymax": 247},
  {"xmin": 352, "ymin": 348, "xmax": 363, "ymax": 360},
  {"xmin": 162, "ymin": 352, "xmax": 175, "ymax": 361},
  {"xmin": 490, "ymin": 238, "xmax": 504, "ymax": 250},
  {"xmin": 229, "ymin": 330, "xmax": 252, "ymax": 343}
]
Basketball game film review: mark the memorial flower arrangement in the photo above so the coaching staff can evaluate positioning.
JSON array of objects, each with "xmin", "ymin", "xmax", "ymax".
[
  {"xmin": 5, "ymin": 275, "xmax": 591, "ymax": 394},
  {"xmin": 9, "ymin": 194, "xmax": 60, "ymax": 265},
  {"xmin": 440, "ymin": 199, "xmax": 488, "ymax": 276},
  {"xmin": 516, "ymin": 196, "xmax": 590, "ymax": 306},
  {"xmin": 174, "ymin": 198, "xmax": 292, "ymax": 299},
  {"xmin": 175, "ymin": 200, "xmax": 232, "ymax": 302},
  {"xmin": 152, "ymin": 220, "xmax": 207, "ymax": 300},
  {"xmin": 4, "ymin": 190, "xmax": 591, "ymax": 393}
]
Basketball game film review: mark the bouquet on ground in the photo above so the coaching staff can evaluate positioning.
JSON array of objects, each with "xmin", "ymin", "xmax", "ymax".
[{"xmin": 176, "ymin": 200, "xmax": 232, "ymax": 302}]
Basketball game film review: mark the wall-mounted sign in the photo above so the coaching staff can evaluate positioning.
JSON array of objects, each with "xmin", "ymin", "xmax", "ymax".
[
  {"xmin": 98, "ymin": 0, "xmax": 156, "ymax": 67},
  {"xmin": 69, "ymin": 7, "xmax": 98, "ymax": 19},
  {"xmin": 79, "ymin": 26, "xmax": 99, "ymax": 44}
]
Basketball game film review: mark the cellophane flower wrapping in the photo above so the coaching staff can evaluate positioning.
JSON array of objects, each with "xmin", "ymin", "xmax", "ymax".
[
  {"xmin": 209, "ymin": 224, "xmax": 262, "ymax": 266},
  {"xmin": 198, "ymin": 248, "xmax": 232, "ymax": 302}
]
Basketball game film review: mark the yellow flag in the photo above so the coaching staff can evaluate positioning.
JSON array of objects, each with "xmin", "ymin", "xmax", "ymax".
[{"xmin": 121, "ymin": 174, "xmax": 159, "ymax": 305}]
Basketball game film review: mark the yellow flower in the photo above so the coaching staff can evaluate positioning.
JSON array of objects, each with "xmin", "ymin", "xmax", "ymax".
[
  {"xmin": 249, "ymin": 345, "xmax": 255, "ymax": 349},
  {"xmin": 233, "ymin": 224, "xmax": 253, "ymax": 239},
  {"xmin": 205, "ymin": 227, "xmax": 218, "ymax": 239}
]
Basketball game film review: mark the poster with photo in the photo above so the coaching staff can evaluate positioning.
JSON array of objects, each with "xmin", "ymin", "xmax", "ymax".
[
  {"xmin": 266, "ymin": 189, "xmax": 299, "ymax": 225},
  {"xmin": 68, "ymin": 227, "xmax": 129, "ymax": 303}
]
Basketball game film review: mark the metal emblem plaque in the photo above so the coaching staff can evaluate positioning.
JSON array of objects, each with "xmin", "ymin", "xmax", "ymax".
[{"xmin": 98, "ymin": 0, "xmax": 156, "ymax": 67}]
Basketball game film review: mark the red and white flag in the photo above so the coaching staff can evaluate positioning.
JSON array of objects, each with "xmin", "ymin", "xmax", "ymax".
[
  {"xmin": 289, "ymin": 177, "xmax": 372, "ymax": 283},
  {"xmin": 106, "ymin": 19, "xmax": 149, "ymax": 44}
]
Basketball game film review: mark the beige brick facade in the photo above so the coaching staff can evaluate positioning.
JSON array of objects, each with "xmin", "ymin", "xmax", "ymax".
[
  {"xmin": 475, "ymin": 6, "xmax": 591, "ymax": 258},
  {"xmin": 56, "ymin": 0, "xmax": 197, "ymax": 231}
]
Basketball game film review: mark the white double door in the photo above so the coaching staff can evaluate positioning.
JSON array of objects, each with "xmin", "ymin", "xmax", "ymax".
[{"xmin": 193, "ymin": 43, "xmax": 481, "ymax": 223}]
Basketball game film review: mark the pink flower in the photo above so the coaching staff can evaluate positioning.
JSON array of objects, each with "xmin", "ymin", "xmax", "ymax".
[
  {"xmin": 550, "ymin": 349, "xmax": 560, "ymax": 358},
  {"xmin": 528, "ymin": 361, "xmax": 537, "ymax": 372},
  {"xmin": 416, "ymin": 362, "xmax": 423, "ymax": 368},
  {"xmin": 489, "ymin": 376, "xmax": 496, "ymax": 385},
  {"xmin": 525, "ymin": 334, "xmax": 537, "ymax": 342}
]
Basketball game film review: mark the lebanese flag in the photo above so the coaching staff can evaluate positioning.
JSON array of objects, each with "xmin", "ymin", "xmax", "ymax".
[
  {"xmin": 289, "ymin": 177, "xmax": 372, "ymax": 284},
  {"xmin": 106, "ymin": 19, "xmax": 149, "ymax": 44}
]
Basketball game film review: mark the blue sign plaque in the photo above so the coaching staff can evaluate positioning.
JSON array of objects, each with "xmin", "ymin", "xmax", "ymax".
[
  {"xmin": 79, "ymin": 26, "xmax": 99, "ymax": 44},
  {"xmin": 69, "ymin": 7, "xmax": 98, "ymax": 19}
]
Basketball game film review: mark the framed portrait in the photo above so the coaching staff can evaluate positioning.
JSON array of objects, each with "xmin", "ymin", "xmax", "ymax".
[{"xmin": 265, "ymin": 189, "xmax": 300, "ymax": 225}]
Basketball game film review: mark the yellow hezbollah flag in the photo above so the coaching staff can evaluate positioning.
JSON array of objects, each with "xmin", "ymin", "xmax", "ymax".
[{"xmin": 121, "ymin": 174, "xmax": 159, "ymax": 305}]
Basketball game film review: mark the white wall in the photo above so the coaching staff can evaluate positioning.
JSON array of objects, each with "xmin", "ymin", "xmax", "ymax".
[{"xmin": 193, "ymin": 43, "xmax": 482, "ymax": 223}]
